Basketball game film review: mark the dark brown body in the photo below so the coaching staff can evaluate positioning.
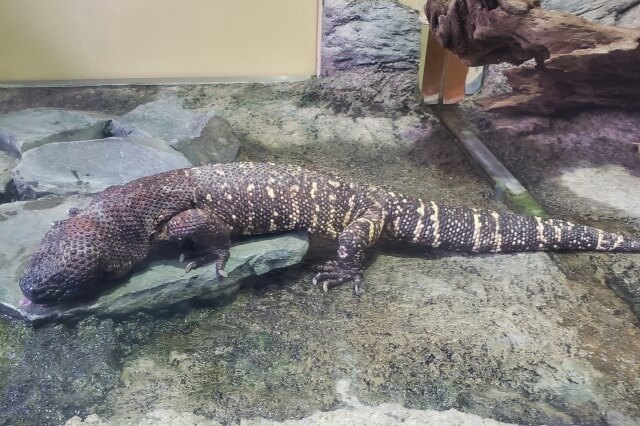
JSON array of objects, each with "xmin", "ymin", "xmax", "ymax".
[{"xmin": 19, "ymin": 162, "xmax": 640, "ymax": 305}]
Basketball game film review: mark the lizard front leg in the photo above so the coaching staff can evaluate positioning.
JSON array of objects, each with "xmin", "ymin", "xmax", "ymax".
[
  {"xmin": 313, "ymin": 205, "xmax": 386, "ymax": 294},
  {"xmin": 165, "ymin": 209, "xmax": 231, "ymax": 278}
]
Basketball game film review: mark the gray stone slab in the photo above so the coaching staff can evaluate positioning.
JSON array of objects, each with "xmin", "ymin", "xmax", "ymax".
[
  {"xmin": 122, "ymin": 134, "xmax": 180, "ymax": 155},
  {"xmin": 172, "ymin": 115, "xmax": 241, "ymax": 166},
  {"xmin": 113, "ymin": 97, "xmax": 212, "ymax": 146},
  {"xmin": 0, "ymin": 150, "xmax": 18, "ymax": 195},
  {"xmin": 0, "ymin": 196, "xmax": 93, "ymax": 315},
  {"xmin": 557, "ymin": 165, "xmax": 640, "ymax": 221},
  {"xmin": 619, "ymin": 4, "xmax": 640, "ymax": 28},
  {"xmin": 109, "ymin": 98, "xmax": 240, "ymax": 165},
  {"xmin": 0, "ymin": 108, "xmax": 109, "ymax": 156},
  {"xmin": 12, "ymin": 137, "xmax": 191, "ymax": 197},
  {"xmin": 0, "ymin": 196, "xmax": 309, "ymax": 323}
]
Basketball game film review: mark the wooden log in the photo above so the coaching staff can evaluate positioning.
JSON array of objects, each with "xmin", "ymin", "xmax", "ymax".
[{"xmin": 424, "ymin": 0, "xmax": 640, "ymax": 114}]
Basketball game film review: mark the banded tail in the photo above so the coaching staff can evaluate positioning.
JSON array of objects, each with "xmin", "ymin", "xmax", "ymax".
[{"xmin": 385, "ymin": 196, "xmax": 640, "ymax": 253}]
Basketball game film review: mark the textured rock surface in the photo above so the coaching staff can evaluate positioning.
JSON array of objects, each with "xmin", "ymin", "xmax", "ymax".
[
  {"xmin": 0, "ymin": 150, "xmax": 17, "ymax": 198},
  {"xmin": 109, "ymin": 98, "xmax": 240, "ymax": 165},
  {"xmin": 0, "ymin": 196, "xmax": 94, "ymax": 316},
  {"xmin": 91, "ymin": 249, "xmax": 640, "ymax": 425},
  {"xmin": 1, "ymin": 81, "xmax": 640, "ymax": 426},
  {"xmin": 557, "ymin": 165, "xmax": 640, "ymax": 221},
  {"xmin": 0, "ymin": 196, "xmax": 308, "ymax": 323},
  {"xmin": 467, "ymin": 108, "xmax": 640, "ymax": 228},
  {"xmin": 321, "ymin": 0, "xmax": 420, "ymax": 76},
  {"xmin": 425, "ymin": 0, "xmax": 640, "ymax": 113},
  {"xmin": 552, "ymin": 165, "xmax": 640, "ymax": 320},
  {"xmin": 172, "ymin": 115, "xmax": 240, "ymax": 166},
  {"xmin": 64, "ymin": 404, "xmax": 515, "ymax": 425},
  {"xmin": 12, "ymin": 137, "xmax": 191, "ymax": 197},
  {"xmin": 461, "ymin": 101, "xmax": 640, "ymax": 323},
  {"xmin": 114, "ymin": 97, "xmax": 212, "ymax": 145},
  {"xmin": 543, "ymin": 0, "xmax": 640, "ymax": 27},
  {"xmin": 0, "ymin": 108, "xmax": 108, "ymax": 156},
  {"xmin": 605, "ymin": 257, "xmax": 640, "ymax": 319},
  {"xmin": 0, "ymin": 318, "xmax": 119, "ymax": 426}
]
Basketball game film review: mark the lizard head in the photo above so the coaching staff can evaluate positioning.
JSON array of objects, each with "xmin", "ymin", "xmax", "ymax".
[{"xmin": 19, "ymin": 215, "xmax": 107, "ymax": 306}]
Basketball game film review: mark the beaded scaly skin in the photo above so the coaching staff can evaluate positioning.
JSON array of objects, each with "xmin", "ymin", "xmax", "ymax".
[{"xmin": 19, "ymin": 162, "xmax": 640, "ymax": 305}]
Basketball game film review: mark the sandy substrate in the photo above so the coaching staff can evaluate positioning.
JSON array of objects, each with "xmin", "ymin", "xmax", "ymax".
[{"xmin": 0, "ymin": 75, "xmax": 639, "ymax": 426}]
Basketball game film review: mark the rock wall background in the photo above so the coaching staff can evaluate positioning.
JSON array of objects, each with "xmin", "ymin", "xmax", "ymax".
[
  {"xmin": 320, "ymin": 0, "xmax": 640, "ymax": 80},
  {"xmin": 318, "ymin": 0, "xmax": 422, "ymax": 115},
  {"xmin": 321, "ymin": 0, "xmax": 420, "ymax": 75},
  {"xmin": 543, "ymin": 0, "xmax": 640, "ymax": 27}
]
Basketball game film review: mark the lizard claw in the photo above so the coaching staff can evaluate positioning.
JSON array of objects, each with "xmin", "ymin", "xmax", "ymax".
[
  {"xmin": 214, "ymin": 250, "xmax": 229, "ymax": 280},
  {"xmin": 313, "ymin": 261, "xmax": 363, "ymax": 294},
  {"xmin": 353, "ymin": 274, "xmax": 363, "ymax": 295},
  {"xmin": 181, "ymin": 249, "xmax": 229, "ymax": 278},
  {"xmin": 185, "ymin": 261, "xmax": 198, "ymax": 273}
]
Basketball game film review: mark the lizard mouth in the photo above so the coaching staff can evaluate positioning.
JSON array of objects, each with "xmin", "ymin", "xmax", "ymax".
[
  {"xmin": 19, "ymin": 272, "xmax": 74, "ymax": 306},
  {"xmin": 19, "ymin": 270, "xmax": 109, "ymax": 306},
  {"xmin": 20, "ymin": 285, "xmax": 66, "ymax": 306}
]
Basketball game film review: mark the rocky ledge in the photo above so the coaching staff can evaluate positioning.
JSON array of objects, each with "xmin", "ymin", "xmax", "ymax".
[
  {"xmin": 0, "ymin": 97, "xmax": 305, "ymax": 323},
  {"xmin": 0, "ymin": 97, "xmax": 241, "ymax": 200},
  {"xmin": 0, "ymin": 195, "xmax": 309, "ymax": 323}
]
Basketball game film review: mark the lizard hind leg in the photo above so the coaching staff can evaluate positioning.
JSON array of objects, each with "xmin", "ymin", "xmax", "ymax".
[
  {"xmin": 313, "ymin": 206, "xmax": 386, "ymax": 294},
  {"xmin": 165, "ymin": 209, "xmax": 231, "ymax": 279}
]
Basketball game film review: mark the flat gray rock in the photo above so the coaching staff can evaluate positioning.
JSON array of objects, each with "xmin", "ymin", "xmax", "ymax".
[
  {"xmin": 557, "ymin": 165, "xmax": 640, "ymax": 222},
  {"xmin": 172, "ymin": 115, "xmax": 241, "ymax": 166},
  {"xmin": 0, "ymin": 108, "xmax": 109, "ymax": 156},
  {"xmin": 0, "ymin": 150, "xmax": 18, "ymax": 196},
  {"xmin": 12, "ymin": 137, "xmax": 191, "ymax": 197},
  {"xmin": 109, "ymin": 98, "xmax": 239, "ymax": 165},
  {"xmin": 113, "ymin": 97, "xmax": 211, "ymax": 144},
  {"xmin": 0, "ymin": 196, "xmax": 93, "ymax": 316},
  {"xmin": 0, "ymin": 197, "xmax": 309, "ymax": 323}
]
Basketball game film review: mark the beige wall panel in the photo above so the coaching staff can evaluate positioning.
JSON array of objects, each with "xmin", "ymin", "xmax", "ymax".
[
  {"xmin": 0, "ymin": 0, "xmax": 319, "ymax": 82},
  {"xmin": 399, "ymin": 0, "xmax": 424, "ymax": 11}
]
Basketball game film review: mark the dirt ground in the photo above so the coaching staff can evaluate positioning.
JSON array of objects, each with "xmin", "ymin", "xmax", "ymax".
[{"xmin": 0, "ymin": 76, "xmax": 639, "ymax": 426}]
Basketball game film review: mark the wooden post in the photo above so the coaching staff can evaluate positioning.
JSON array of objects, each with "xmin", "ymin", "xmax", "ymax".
[{"xmin": 420, "ymin": 23, "xmax": 469, "ymax": 104}]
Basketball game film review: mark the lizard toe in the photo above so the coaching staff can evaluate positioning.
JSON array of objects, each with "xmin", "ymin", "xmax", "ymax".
[
  {"xmin": 185, "ymin": 261, "xmax": 198, "ymax": 273},
  {"xmin": 183, "ymin": 253, "xmax": 215, "ymax": 273},
  {"xmin": 312, "ymin": 261, "xmax": 363, "ymax": 294}
]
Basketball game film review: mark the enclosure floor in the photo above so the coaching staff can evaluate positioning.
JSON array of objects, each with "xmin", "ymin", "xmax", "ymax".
[{"xmin": 1, "ymin": 80, "xmax": 639, "ymax": 426}]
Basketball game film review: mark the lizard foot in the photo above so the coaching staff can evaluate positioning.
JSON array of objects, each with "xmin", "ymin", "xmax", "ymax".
[
  {"xmin": 180, "ymin": 249, "xmax": 229, "ymax": 278},
  {"xmin": 312, "ymin": 261, "xmax": 363, "ymax": 295}
]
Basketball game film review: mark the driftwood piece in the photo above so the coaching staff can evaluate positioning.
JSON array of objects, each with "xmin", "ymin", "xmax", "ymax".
[{"xmin": 424, "ymin": 0, "xmax": 640, "ymax": 114}]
